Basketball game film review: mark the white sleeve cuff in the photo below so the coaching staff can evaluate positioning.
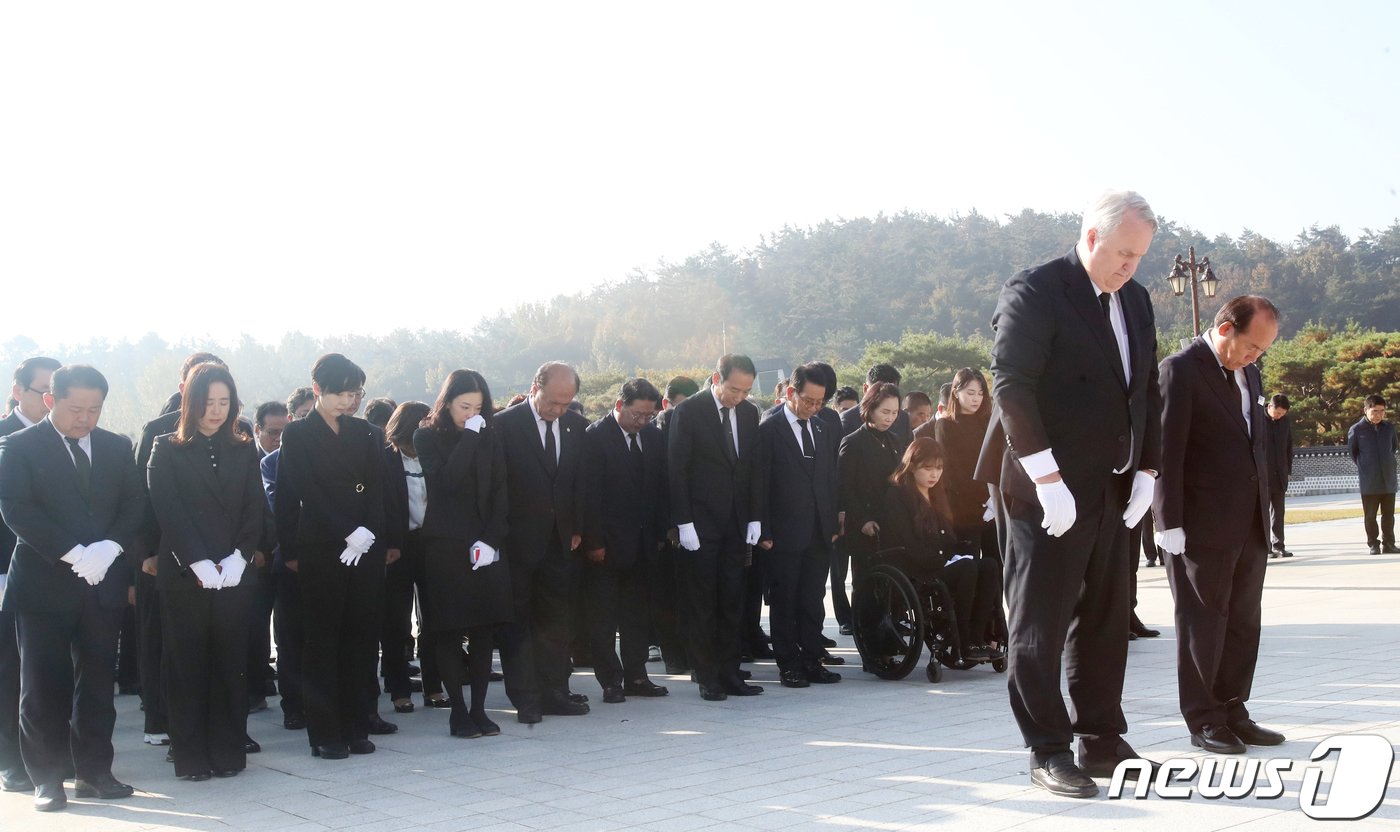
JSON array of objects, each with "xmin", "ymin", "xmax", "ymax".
[
  {"xmin": 1018, "ymin": 448, "xmax": 1060, "ymax": 481},
  {"xmin": 60, "ymin": 544, "xmax": 85, "ymax": 564}
]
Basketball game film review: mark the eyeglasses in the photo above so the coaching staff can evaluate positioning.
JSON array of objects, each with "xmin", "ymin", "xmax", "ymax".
[{"xmin": 24, "ymin": 386, "xmax": 49, "ymax": 396}]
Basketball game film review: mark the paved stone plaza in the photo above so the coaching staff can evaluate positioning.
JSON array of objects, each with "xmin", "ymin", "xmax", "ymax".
[{"xmin": 2, "ymin": 508, "xmax": 1398, "ymax": 831}]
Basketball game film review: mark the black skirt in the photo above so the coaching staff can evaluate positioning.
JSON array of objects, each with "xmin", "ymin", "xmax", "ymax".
[{"xmin": 423, "ymin": 536, "xmax": 513, "ymax": 631}]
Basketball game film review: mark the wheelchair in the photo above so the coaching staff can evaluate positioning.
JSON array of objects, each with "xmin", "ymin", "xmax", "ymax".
[{"xmin": 850, "ymin": 546, "xmax": 1007, "ymax": 682}]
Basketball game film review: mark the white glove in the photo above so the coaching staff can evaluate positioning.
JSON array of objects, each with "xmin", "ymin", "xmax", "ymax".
[
  {"xmin": 218, "ymin": 551, "xmax": 247, "ymax": 588},
  {"xmin": 1034, "ymin": 480, "xmax": 1077, "ymax": 538},
  {"xmin": 981, "ymin": 500, "xmax": 995, "ymax": 523},
  {"xmin": 339, "ymin": 547, "xmax": 363, "ymax": 567},
  {"xmin": 463, "ymin": 414, "xmax": 485, "ymax": 433},
  {"xmin": 189, "ymin": 559, "xmax": 222, "ymax": 589},
  {"xmin": 470, "ymin": 540, "xmax": 497, "ymax": 570},
  {"xmin": 745, "ymin": 521, "xmax": 761, "ymax": 546},
  {"xmin": 1155, "ymin": 528, "xmax": 1186, "ymax": 555},
  {"xmin": 677, "ymin": 523, "xmax": 700, "ymax": 552},
  {"xmin": 74, "ymin": 540, "xmax": 122, "ymax": 585},
  {"xmin": 345, "ymin": 526, "xmax": 375, "ymax": 554},
  {"xmin": 1122, "ymin": 471, "xmax": 1156, "ymax": 528}
]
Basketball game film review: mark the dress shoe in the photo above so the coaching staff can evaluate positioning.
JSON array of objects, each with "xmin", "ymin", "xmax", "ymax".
[
  {"xmin": 489, "ymin": 671, "xmax": 503, "ymax": 681},
  {"xmin": 838, "ymin": 624, "xmax": 853, "ymax": 636},
  {"xmin": 450, "ymin": 712, "xmax": 483, "ymax": 739},
  {"xmin": 244, "ymin": 736, "xmax": 261, "ymax": 754},
  {"xmin": 819, "ymin": 635, "xmax": 837, "ymax": 648},
  {"xmin": 1029, "ymin": 752, "xmax": 1098, "ymax": 798},
  {"xmin": 602, "ymin": 685, "xmax": 626, "ymax": 704},
  {"xmin": 1385, "ymin": 545, "xmax": 1400, "ymax": 554},
  {"xmin": 963, "ymin": 645, "xmax": 993, "ymax": 660},
  {"xmin": 1269, "ymin": 550, "xmax": 1281, "ymax": 559},
  {"xmin": 698, "ymin": 684, "xmax": 728, "ymax": 701},
  {"xmin": 566, "ymin": 691, "xmax": 590, "ymax": 704},
  {"xmin": 623, "ymin": 679, "xmax": 669, "ymax": 697},
  {"xmin": 1370, "ymin": 544, "xmax": 1382, "ymax": 555},
  {"xmin": 1127, "ymin": 631, "xmax": 1138, "ymax": 641},
  {"xmin": 541, "ymin": 695, "xmax": 589, "ymax": 716},
  {"xmin": 1281, "ymin": 550, "xmax": 1295, "ymax": 557},
  {"xmin": 819, "ymin": 651, "xmax": 845, "ymax": 665},
  {"xmin": 1, "ymin": 770, "xmax": 34, "ymax": 792},
  {"xmin": 1129, "ymin": 622, "xmax": 1160, "ymax": 639},
  {"xmin": 738, "ymin": 668, "xmax": 752, "ymax": 680},
  {"xmin": 647, "ymin": 645, "xmax": 663, "ymax": 662},
  {"xmin": 516, "ymin": 707, "xmax": 542, "ymax": 725},
  {"xmin": 471, "ymin": 712, "xmax": 501, "ymax": 736},
  {"xmin": 408, "ymin": 663, "xmax": 421, "ymax": 676},
  {"xmin": 1228, "ymin": 719, "xmax": 1286, "ymax": 746},
  {"xmin": 213, "ymin": 769, "xmax": 239, "ymax": 778},
  {"xmin": 424, "ymin": 695, "xmax": 452, "ymax": 709},
  {"xmin": 807, "ymin": 666, "xmax": 841, "ymax": 684},
  {"xmin": 664, "ymin": 661, "xmax": 690, "ymax": 675},
  {"xmin": 283, "ymin": 713, "xmax": 306, "ymax": 730},
  {"xmin": 367, "ymin": 714, "xmax": 398, "ymax": 735},
  {"xmin": 74, "ymin": 773, "xmax": 134, "ymax": 799},
  {"xmin": 721, "ymin": 679, "xmax": 764, "ymax": 696},
  {"xmin": 312, "ymin": 744, "xmax": 349, "ymax": 759},
  {"xmin": 348, "ymin": 739, "xmax": 376, "ymax": 755},
  {"xmin": 1191, "ymin": 724, "xmax": 1246, "ymax": 754},
  {"xmin": 180, "ymin": 772, "xmax": 212, "ymax": 782},
  {"xmin": 393, "ymin": 698, "xmax": 415, "ymax": 713},
  {"xmin": 409, "ymin": 678, "xmax": 424, "ymax": 693},
  {"xmin": 33, "ymin": 782, "xmax": 66, "ymax": 812},
  {"xmin": 779, "ymin": 670, "xmax": 811, "ymax": 688},
  {"xmin": 1078, "ymin": 737, "xmax": 1156, "ymax": 779}
]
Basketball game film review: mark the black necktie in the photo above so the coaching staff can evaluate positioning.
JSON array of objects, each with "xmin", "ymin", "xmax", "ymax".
[
  {"xmin": 721, "ymin": 406, "xmax": 737, "ymax": 463},
  {"xmin": 628, "ymin": 432, "xmax": 643, "ymax": 476},
  {"xmin": 543, "ymin": 420, "xmax": 558, "ymax": 476},
  {"xmin": 1223, "ymin": 367, "xmax": 1249, "ymax": 431},
  {"xmin": 798, "ymin": 419, "xmax": 816, "ymax": 474},
  {"xmin": 1098, "ymin": 291, "xmax": 1112, "ymax": 321},
  {"xmin": 67, "ymin": 437, "xmax": 91, "ymax": 500}
]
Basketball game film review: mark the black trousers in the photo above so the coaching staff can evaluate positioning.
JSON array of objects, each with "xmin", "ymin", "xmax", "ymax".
[
  {"xmin": 934, "ymin": 557, "xmax": 1001, "ymax": 649},
  {"xmin": 134, "ymin": 570, "xmax": 167, "ymax": 734},
  {"xmin": 0, "ymin": 609, "xmax": 21, "ymax": 779},
  {"xmin": 162, "ymin": 588, "xmax": 253, "ymax": 776},
  {"xmin": 381, "ymin": 529, "xmax": 425, "ymax": 701},
  {"xmin": 116, "ymin": 604, "xmax": 139, "ymax": 689},
  {"xmin": 246, "ymin": 568, "xmax": 277, "ymax": 697},
  {"xmin": 1002, "ymin": 473, "xmax": 1131, "ymax": 753},
  {"xmin": 768, "ymin": 538, "xmax": 831, "ymax": 673},
  {"xmin": 682, "ymin": 524, "xmax": 746, "ymax": 688},
  {"xmin": 1165, "ymin": 517, "xmax": 1267, "ymax": 732},
  {"xmin": 504, "ymin": 540, "xmax": 577, "ymax": 703},
  {"xmin": 1268, "ymin": 490, "xmax": 1287, "ymax": 552},
  {"xmin": 299, "ymin": 546, "xmax": 383, "ymax": 747},
  {"xmin": 741, "ymin": 550, "xmax": 767, "ymax": 650},
  {"xmin": 16, "ymin": 598, "xmax": 122, "ymax": 786},
  {"xmin": 1362, "ymin": 492, "xmax": 1396, "ymax": 548},
  {"xmin": 650, "ymin": 544, "xmax": 688, "ymax": 668},
  {"xmin": 830, "ymin": 540, "xmax": 852, "ymax": 627},
  {"xmin": 273, "ymin": 570, "xmax": 304, "ymax": 718},
  {"xmin": 584, "ymin": 551, "xmax": 651, "ymax": 688}
]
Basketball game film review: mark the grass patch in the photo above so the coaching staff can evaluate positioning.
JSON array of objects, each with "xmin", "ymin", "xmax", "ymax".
[{"xmin": 1286, "ymin": 508, "xmax": 1363, "ymax": 525}]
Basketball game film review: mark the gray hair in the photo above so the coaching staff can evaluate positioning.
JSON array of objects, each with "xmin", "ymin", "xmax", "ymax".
[
  {"xmin": 533, "ymin": 361, "xmax": 581, "ymax": 393},
  {"xmin": 1080, "ymin": 189, "xmax": 1158, "ymax": 239}
]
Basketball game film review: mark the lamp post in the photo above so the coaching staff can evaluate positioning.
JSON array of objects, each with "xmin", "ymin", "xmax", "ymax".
[{"xmin": 1166, "ymin": 245, "xmax": 1220, "ymax": 337}]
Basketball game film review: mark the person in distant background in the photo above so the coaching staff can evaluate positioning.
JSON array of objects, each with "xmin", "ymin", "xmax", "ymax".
[
  {"xmin": 833, "ymin": 386, "xmax": 859, "ymax": 415},
  {"xmin": 380, "ymin": 401, "xmax": 432, "ymax": 716},
  {"xmin": 255, "ymin": 402, "xmax": 289, "ymax": 460},
  {"xmin": 286, "ymin": 387, "xmax": 315, "ymax": 421},
  {"xmin": 1349, "ymin": 394, "xmax": 1398, "ymax": 555},
  {"xmin": 936, "ymin": 382, "xmax": 952, "ymax": 421},
  {"xmin": 652, "ymin": 374, "xmax": 699, "ymax": 674},
  {"xmin": 1264, "ymin": 394, "xmax": 1294, "ymax": 559},
  {"xmin": 904, "ymin": 392, "xmax": 933, "ymax": 433},
  {"xmin": 363, "ymin": 398, "xmax": 396, "ymax": 431}
]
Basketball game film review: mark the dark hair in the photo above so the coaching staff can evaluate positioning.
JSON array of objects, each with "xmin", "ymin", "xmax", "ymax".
[
  {"xmin": 1213, "ymin": 295, "xmax": 1281, "ymax": 334},
  {"xmin": 566, "ymin": 401, "xmax": 585, "ymax": 415},
  {"xmin": 620, "ymin": 378, "xmax": 663, "ymax": 407},
  {"xmin": 944, "ymin": 368, "xmax": 991, "ymax": 423},
  {"xmin": 859, "ymin": 382, "xmax": 902, "ymax": 425},
  {"xmin": 364, "ymin": 397, "xmax": 397, "ymax": 429},
  {"xmin": 789, "ymin": 363, "xmax": 829, "ymax": 399},
  {"xmin": 311, "ymin": 353, "xmax": 366, "ymax": 395},
  {"xmin": 429, "ymin": 369, "xmax": 495, "ymax": 433},
  {"xmin": 1365, "ymin": 394, "xmax": 1387, "ymax": 409},
  {"xmin": 835, "ymin": 386, "xmax": 859, "ymax": 404},
  {"xmin": 813, "ymin": 363, "xmax": 838, "ymax": 403},
  {"xmin": 175, "ymin": 363, "xmax": 248, "ymax": 446},
  {"xmin": 903, "ymin": 391, "xmax": 932, "ymax": 411},
  {"xmin": 1269, "ymin": 394, "xmax": 1291, "ymax": 410},
  {"xmin": 938, "ymin": 382, "xmax": 953, "ymax": 407},
  {"xmin": 385, "ymin": 401, "xmax": 431, "ymax": 454},
  {"xmin": 507, "ymin": 393, "xmax": 527, "ymax": 408},
  {"xmin": 13, "ymin": 357, "xmax": 61, "ymax": 390},
  {"xmin": 891, "ymin": 437, "xmax": 952, "ymax": 535},
  {"xmin": 717, "ymin": 354, "xmax": 757, "ymax": 381},
  {"xmin": 665, "ymin": 375, "xmax": 699, "ymax": 401},
  {"xmin": 533, "ymin": 361, "xmax": 581, "ymax": 394},
  {"xmin": 255, "ymin": 401, "xmax": 289, "ymax": 428},
  {"xmin": 286, "ymin": 386, "xmax": 315, "ymax": 415},
  {"xmin": 51, "ymin": 365, "xmax": 109, "ymax": 401},
  {"xmin": 181, "ymin": 352, "xmax": 224, "ymax": 382},
  {"xmin": 866, "ymin": 363, "xmax": 902, "ymax": 386}
]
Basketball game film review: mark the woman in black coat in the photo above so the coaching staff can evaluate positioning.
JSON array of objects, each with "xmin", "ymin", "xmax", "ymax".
[
  {"xmin": 147, "ymin": 364, "xmax": 265, "ymax": 780},
  {"xmin": 413, "ymin": 369, "xmax": 511, "ymax": 738},
  {"xmin": 879, "ymin": 437, "xmax": 1001, "ymax": 657},
  {"xmin": 838, "ymin": 382, "xmax": 908, "ymax": 584},
  {"xmin": 932, "ymin": 368, "xmax": 996, "ymax": 557}
]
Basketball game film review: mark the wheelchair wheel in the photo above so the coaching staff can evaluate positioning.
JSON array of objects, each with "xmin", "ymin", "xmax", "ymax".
[
  {"xmin": 925, "ymin": 661, "xmax": 942, "ymax": 683},
  {"xmin": 992, "ymin": 657, "xmax": 1007, "ymax": 673},
  {"xmin": 852, "ymin": 564, "xmax": 924, "ymax": 680}
]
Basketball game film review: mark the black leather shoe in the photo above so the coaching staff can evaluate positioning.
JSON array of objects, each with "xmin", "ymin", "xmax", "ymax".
[
  {"xmin": 1030, "ymin": 752, "xmax": 1098, "ymax": 798},
  {"xmin": 838, "ymin": 624, "xmax": 853, "ymax": 636},
  {"xmin": 1129, "ymin": 623, "xmax": 1160, "ymax": 639},
  {"xmin": 721, "ymin": 679, "xmax": 764, "ymax": 696},
  {"xmin": 424, "ymin": 696, "xmax": 452, "ymax": 709},
  {"xmin": 74, "ymin": 774, "xmax": 134, "ymax": 799},
  {"xmin": 367, "ymin": 715, "xmax": 398, "ymax": 735},
  {"xmin": 698, "ymin": 684, "xmax": 728, "ymax": 701},
  {"xmin": 1, "ymin": 770, "xmax": 34, "ymax": 792},
  {"xmin": 819, "ymin": 635, "xmax": 837, "ymax": 648},
  {"xmin": 450, "ymin": 712, "xmax": 483, "ymax": 739},
  {"xmin": 1281, "ymin": 550, "xmax": 1295, "ymax": 557},
  {"xmin": 312, "ymin": 744, "xmax": 349, "ymax": 759},
  {"xmin": 1228, "ymin": 719, "xmax": 1285, "ymax": 746},
  {"xmin": 1269, "ymin": 550, "xmax": 1281, "ymax": 559},
  {"xmin": 779, "ymin": 670, "xmax": 810, "ymax": 688},
  {"xmin": 1078, "ymin": 738, "xmax": 1156, "ymax": 780},
  {"xmin": 1370, "ymin": 544, "xmax": 1382, "ymax": 555},
  {"xmin": 602, "ymin": 686, "xmax": 626, "ymax": 704},
  {"xmin": 244, "ymin": 736, "xmax": 261, "ymax": 754},
  {"xmin": 737, "ymin": 669, "xmax": 752, "ymax": 680},
  {"xmin": 33, "ymin": 782, "xmax": 66, "ymax": 812},
  {"xmin": 820, "ymin": 651, "xmax": 846, "ymax": 666},
  {"xmin": 566, "ymin": 692, "xmax": 590, "ymax": 705},
  {"xmin": 282, "ymin": 713, "xmax": 306, "ymax": 730},
  {"xmin": 516, "ymin": 707, "xmax": 542, "ymax": 725},
  {"xmin": 623, "ymin": 679, "xmax": 669, "ymax": 697},
  {"xmin": 393, "ymin": 698, "xmax": 415, "ymax": 713},
  {"xmin": 1385, "ymin": 545, "xmax": 1400, "ymax": 555},
  {"xmin": 1127, "ymin": 631, "xmax": 1138, "ymax": 641},
  {"xmin": 180, "ymin": 773, "xmax": 212, "ymax": 782},
  {"xmin": 541, "ymin": 695, "xmax": 589, "ymax": 716},
  {"xmin": 1191, "ymin": 724, "xmax": 1246, "ymax": 754},
  {"xmin": 471, "ymin": 713, "xmax": 501, "ymax": 736},
  {"xmin": 807, "ymin": 666, "xmax": 842, "ymax": 684},
  {"xmin": 348, "ymin": 739, "xmax": 376, "ymax": 755}
]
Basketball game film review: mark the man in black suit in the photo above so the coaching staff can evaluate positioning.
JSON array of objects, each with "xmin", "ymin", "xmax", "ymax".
[
  {"xmin": 0, "ymin": 365, "xmax": 146, "ymax": 811},
  {"xmin": 1263, "ymin": 394, "xmax": 1294, "ymax": 558},
  {"xmin": 581, "ymin": 379, "xmax": 670, "ymax": 703},
  {"xmin": 974, "ymin": 190, "xmax": 1163, "ymax": 798},
  {"xmin": 667, "ymin": 354, "xmax": 764, "ymax": 700},
  {"xmin": 1, "ymin": 356, "xmax": 62, "ymax": 795},
  {"xmin": 1154, "ymin": 296, "xmax": 1285, "ymax": 754},
  {"xmin": 651, "ymin": 375, "xmax": 698, "ymax": 675},
  {"xmin": 495, "ymin": 361, "xmax": 591, "ymax": 720},
  {"xmin": 838, "ymin": 363, "xmax": 913, "ymax": 445},
  {"xmin": 755, "ymin": 364, "xmax": 842, "ymax": 689}
]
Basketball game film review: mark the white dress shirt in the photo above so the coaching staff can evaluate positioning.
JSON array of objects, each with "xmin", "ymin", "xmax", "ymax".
[
  {"xmin": 49, "ymin": 417, "xmax": 92, "ymax": 464},
  {"xmin": 710, "ymin": 386, "xmax": 740, "ymax": 458},
  {"xmin": 528, "ymin": 397, "xmax": 561, "ymax": 463},
  {"xmin": 13, "ymin": 408, "xmax": 37, "ymax": 428},
  {"xmin": 402, "ymin": 453, "xmax": 427, "ymax": 531},
  {"xmin": 783, "ymin": 403, "xmax": 814, "ymax": 456},
  {"xmin": 1206, "ymin": 328, "xmax": 1252, "ymax": 435}
]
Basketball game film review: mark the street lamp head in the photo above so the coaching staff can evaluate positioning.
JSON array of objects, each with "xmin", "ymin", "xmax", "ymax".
[
  {"xmin": 1200, "ymin": 262, "xmax": 1219, "ymax": 299},
  {"xmin": 1167, "ymin": 260, "xmax": 1188, "ymax": 297}
]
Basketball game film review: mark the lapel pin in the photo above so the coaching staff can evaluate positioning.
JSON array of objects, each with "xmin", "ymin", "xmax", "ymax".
[{"xmin": 1256, "ymin": 395, "xmax": 1266, "ymax": 406}]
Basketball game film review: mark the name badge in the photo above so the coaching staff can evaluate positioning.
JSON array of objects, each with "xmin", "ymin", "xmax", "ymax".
[{"xmin": 1256, "ymin": 395, "xmax": 1266, "ymax": 407}]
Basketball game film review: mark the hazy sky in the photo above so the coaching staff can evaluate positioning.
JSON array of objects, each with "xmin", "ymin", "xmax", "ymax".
[{"xmin": 3, "ymin": 1, "xmax": 1397, "ymax": 348}]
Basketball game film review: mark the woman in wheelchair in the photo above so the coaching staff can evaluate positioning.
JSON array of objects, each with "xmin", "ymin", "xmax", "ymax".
[{"xmin": 880, "ymin": 438, "xmax": 1002, "ymax": 659}]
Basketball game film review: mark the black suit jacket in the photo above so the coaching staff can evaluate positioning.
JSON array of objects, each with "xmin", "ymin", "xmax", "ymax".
[
  {"xmin": 1264, "ymin": 413, "xmax": 1293, "ymax": 494},
  {"xmin": 1152, "ymin": 338, "xmax": 1270, "ymax": 551},
  {"xmin": 581, "ymin": 414, "xmax": 667, "ymax": 569},
  {"xmin": 838, "ymin": 425, "xmax": 908, "ymax": 542},
  {"xmin": 840, "ymin": 403, "xmax": 913, "ymax": 446},
  {"xmin": 494, "ymin": 401, "xmax": 590, "ymax": 566},
  {"xmin": 666, "ymin": 391, "xmax": 760, "ymax": 540},
  {"xmin": 764, "ymin": 402, "xmax": 842, "ymax": 461},
  {"xmin": 0, "ymin": 412, "xmax": 28, "ymax": 574},
  {"xmin": 974, "ymin": 248, "xmax": 1162, "ymax": 504},
  {"xmin": 754, "ymin": 407, "xmax": 839, "ymax": 552},
  {"xmin": 0, "ymin": 422, "xmax": 146, "ymax": 612},
  {"xmin": 414, "ymin": 425, "xmax": 509, "ymax": 550},
  {"xmin": 276, "ymin": 413, "xmax": 387, "ymax": 556},
  {"xmin": 147, "ymin": 435, "xmax": 265, "ymax": 592}
]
